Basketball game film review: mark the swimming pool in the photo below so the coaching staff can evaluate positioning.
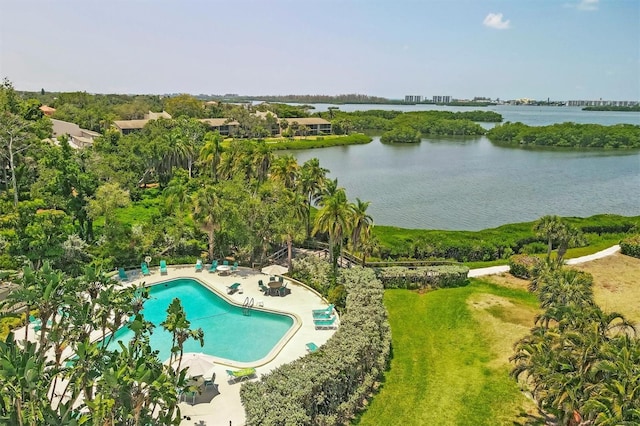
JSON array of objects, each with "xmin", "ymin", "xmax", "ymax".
[{"xmin": 107, "ymin": 278, "xmax": 295, "ymax": 363}]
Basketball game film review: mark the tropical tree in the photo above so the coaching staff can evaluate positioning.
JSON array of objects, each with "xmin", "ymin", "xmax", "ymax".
[
  {"xmin": 299, "ymin": 158, "xmax": 328, "ymax": 239},
  {"xmin": 349, "ymin": 198, "xmax": 373, "ymax": 254},
  {"xmin": 270, "ymin": 154, "xmax": 300, "ymax": 189},
  {"xmin": 87, "ymin": 182, "xmax": 131, "ymax": 229},
  {"xmin": 199, "ymin": 131, "xmax": 223, "ymax": 181},
  {"xmin": 161, "ymin": 298, "xmax": 204, "ymax": 371},
  {"xmin": 0, "ymin": 112, "xmax": 36, "ymax": 207},
  {"xmin": 192, "ymin": 183, "xmax": 223, "ymax": 260},
  {"xmin": 313, "ymin": 179, "xmax": 351, "ymax": 274}
]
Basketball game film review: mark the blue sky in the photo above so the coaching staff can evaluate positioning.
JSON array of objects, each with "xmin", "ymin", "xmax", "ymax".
[{"xmin": 1, "ymin": 0, "xmax": 638, "ymax": 100}]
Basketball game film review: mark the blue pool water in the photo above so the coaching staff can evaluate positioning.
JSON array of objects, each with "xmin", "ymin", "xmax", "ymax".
[{"xmin": 107, "ymin": 278, "xmax": 294, "ymax": 362}]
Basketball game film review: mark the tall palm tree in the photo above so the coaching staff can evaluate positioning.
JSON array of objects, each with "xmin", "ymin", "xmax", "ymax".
[
  {"xmin": 299, "ymin": 158, "xmax": 328, "ymax": 239},
  {"xmin": 313, "ymin": 180, "xmax": 351, "ymax": 274},
  {"xmin": 192, "ymin": 184, "xmax": 222, "ymax": 260},
  {"xmin": 252, "ymin": 140, "xmax": 273, "ymax": 184},
  {"xmin": 199, "ymin": 131, "xmax": 223, "ymax": 181},
  {"xmin": 349, "ymin": 198, "xmax": 373, "ymax": 254}
]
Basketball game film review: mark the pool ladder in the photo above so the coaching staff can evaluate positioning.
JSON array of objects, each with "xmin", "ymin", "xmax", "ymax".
[{"xmin": 242, "ymin": 297, "xmax": 254, "ymax": 316}]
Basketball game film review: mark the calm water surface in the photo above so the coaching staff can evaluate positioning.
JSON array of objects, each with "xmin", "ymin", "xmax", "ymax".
[{"xmin": 288, "ymin": 106, "xmax": 640, "ymax": 230}]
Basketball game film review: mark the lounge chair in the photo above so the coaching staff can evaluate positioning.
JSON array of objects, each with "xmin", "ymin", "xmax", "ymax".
[
  {"xmin": 195, "ymin": 259, "xmax": 203, "ymax": 272},
  {"xmin": 223, "ymin": 260, "xmax": 229, "ymax": 266},
  {"xmin": 314, "ymin": 316, "xmax": 338, "ymax": 330},
  {"xmin": 231, "ymin": 261, "xmax": 238, "ymax": 273},
  {"xmin": 306, "ymin": 342, "xmax": 319, "ymax": 353},
  {"xmin": 312, "ymin": 304, "xmax": 335, "ymax": 319},
  {"xmin": 159, "ymin": 260, "xmax": 168, "ymax": 275},
  {"xmin": 226, "ymin": 368, "xmax": 256, "ymax": 383},
  {"xmin": 141, "ymin": 262, "xmax": 151, "ymax": 276},
  {"xmin": 118, "ymin": 267, "xmax": 129, "ymax": 281},
  {"xmin": 208, "ymin": 260, "xmax": 218, "ymax": 273},
  {"xmin": 226, "ymin": 282, "xmax": 242, "ymax": 295}
]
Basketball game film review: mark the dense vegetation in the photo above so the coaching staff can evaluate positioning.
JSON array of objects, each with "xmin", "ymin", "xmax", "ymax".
[
  {"xmin": 0, "ymin": 81, "xmax": 374, "ymax": 276},
  {"xmin": 511, "ymin": 260, "xmax": 640, "ymax": 424},
  {"xmin": 375, "ymin": 264, "xmax": 469, "ymax": 289},
  {"xmin": 0, "ymin": 263, "xmax": 202, "ymax": 424},
  {"xmin": 323, "ymin": 109, "xmax": 501, "ymax": 137},
  {"xmin": 240, "ymin": 267, "xmax": 391, "ymax": 425},
  {"xmin": 583, "ymin": 105, "xmax": 640, "ymax": 112},
  {"xmin": 267, "ymin": 133, "xmax": 371, "ymax": 150},
  {"xmin": 620, "ymin": 234, "xmax": 640, "ymax": 258},
  {"xmin": 373, "ymin": 214, "xmax": 639, "ymax": 264},
  {"xmin": 380, "ymin": 126, "xmax": 421, "ymax": 143},
  {"xmin": 487, "ymin": 121, "xmax": 640, "ymax": 148}
]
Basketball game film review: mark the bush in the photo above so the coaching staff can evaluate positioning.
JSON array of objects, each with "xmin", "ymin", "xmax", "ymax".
[
  {"xmin": 380, "ymin": 126, "xmax": 421, "ymax": 143},
  {"xmin": 375, "ymin": 265, "xmax": 469, "ymax": 289},
  {"xmin": 620, "ymin": 234, "xmax": 640, "ymax": 258},
  {"xmin": 240, "ymin": 268, "xmax": 391, "ymax": 425},
  {"xmin": 521, "ymin": 242, "xmax": 547, "ymax": 255},
  {"xmin": 509, "ymin": 254, "xmax": 541, "ymax": 279}
]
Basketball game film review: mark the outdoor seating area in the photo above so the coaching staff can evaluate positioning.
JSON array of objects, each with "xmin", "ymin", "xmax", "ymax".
[
  {"xmin": 226, "ymin": 368, "xmax": 257, "ymax": 384},
  {"xmin": 312, "ymin": 304, "xmax": 337, "ymax": 329}
]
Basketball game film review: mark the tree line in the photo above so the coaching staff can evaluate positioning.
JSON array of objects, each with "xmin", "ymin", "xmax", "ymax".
[{"xmin": 487, "ymin": 121, "xmax": 640, "ymax": 148}]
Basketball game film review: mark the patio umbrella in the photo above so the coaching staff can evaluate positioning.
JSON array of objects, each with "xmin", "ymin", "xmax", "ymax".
[
  {"xmin": 261, "ymin": 264, "xmax": 288, "ymax": 276},
  {"xmin": 173, "ymin": 353, "xmax": 216, "ymax": 378}
]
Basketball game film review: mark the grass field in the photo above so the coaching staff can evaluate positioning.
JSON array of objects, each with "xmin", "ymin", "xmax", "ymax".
[
  {"xmin": 358, "ymin": 252, "xmax": 640, "ymax": 425},
  {"xmin": 357, "ymin": 280, "xmax": 540, "ymax": 426}
]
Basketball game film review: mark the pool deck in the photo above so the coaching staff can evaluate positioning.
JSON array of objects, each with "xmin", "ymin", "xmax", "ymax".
[{"xmin": 129, "ymin": 264, "xmax": 337, "ymax": 426}]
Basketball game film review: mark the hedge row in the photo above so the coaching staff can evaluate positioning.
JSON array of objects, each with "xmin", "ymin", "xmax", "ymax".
[
  {"xmin": 240, "ymin": 268, "xmax": 391, "ymax": 425},
  {"xmin": 508, "ymin": 254, "xmax": 542, "ymax": 279},
  {"xmin": 620, "ymin": 234, "xmax": 640, "ymax": 258},
  {"xmin": 375, "ymin": 265, "xmax": 469, "ymax": 289}
]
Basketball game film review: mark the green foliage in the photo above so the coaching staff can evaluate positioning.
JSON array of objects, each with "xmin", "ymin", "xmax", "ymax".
[
  {"xmin": 583, "ymin": 105, "xmax": 640, "ymax": 112},
  {"xmin": 620, "ymin": 234, "xmax": 640, "ymax": 258},
  {"xmin": 240, "ymin": 267, "xmax": 391, "ymax": 425},
  {"xmin": 380, "ymin": 126, "xmax": 421, "ymax": 143},
  {"xmin": 267, "ymin": 133, "xmax": 371, "ymax": 149},
  {"xmin": 508, "ymin": 254, "xmax": 541, "ymax": 279},
  {"xmin": 375, "ymin": 264, "xmax": 469, "ymax": 289},
  {"xmin": 511, "ymin": 264, "xmax": 640, "ymax": 424},
  {"xmin": 487, "ymin": 121, "xmax": 640, "ymax": 148},
  {"xmin": 327, "ymin": 109, "xmax": 494, "ymax": 136},
  {"xmin": 373, "ymin": 214, "xmax": 639, "ymax": 263}
]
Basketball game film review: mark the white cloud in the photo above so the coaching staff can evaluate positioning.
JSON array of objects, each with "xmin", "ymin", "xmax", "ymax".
[
  {"xmin": 578, "ymin": 0, "xmax": 599, "ymax": 11},
  {"xmin": 483, "ymin": 13, "xmax": 511, "ymax": 30},
  {"xmin": 565, "ymin": 0, "xmax": 599, "ymax": 11}
]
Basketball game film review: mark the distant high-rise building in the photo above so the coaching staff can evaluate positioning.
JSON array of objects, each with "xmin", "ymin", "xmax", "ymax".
[
  {"xmin": 566, "ymin": 99, "xmax": 639, "ymax": 107},
  {"xmin": 404, "ymin": 95, "xmax": 422, "ymax": 103},
  {"xmin": 432, "ymin": 95, "xmax": 451, "ymax": 103}
]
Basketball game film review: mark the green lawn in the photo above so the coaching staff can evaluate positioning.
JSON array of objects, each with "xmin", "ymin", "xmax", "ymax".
[{"xmin": 357, "ymin": 281, "xmax": 539, "ymax": 425}]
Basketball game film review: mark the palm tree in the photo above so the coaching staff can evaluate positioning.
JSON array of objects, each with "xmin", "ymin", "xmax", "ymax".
[
  {"xmin": 192, "ymin": 184, "xmax": 222, "ymax": 261},
  {"xmin": 276, "ymin": 188, "xmax": 306, "ymax": 272},
  {"xmin": 252, "ymin": 140, "xmax": 273, "ymax": 185},
  {"xmin": 313, "ymin": 180, "xmax": 351, "ymax": 274},
  {"xmin": 534, "ymin": 215, "xmax": 565, "ymax": 258},
  {"xmin": 270, "ymin": 154, "xmax": 300, "ymax": 189},
  {"xmin": 349, "ymin": 198, "xmax": 373, "ymax": 254},
  {"xmin": 199, "ymin": 131, "xmax": 223, "ymax": 181},
  {"xmin": 299, "ymin": 158, "xmax": 328, "ymax": 239},
  {"xmin": 161, "ymin": 298, "xmax": 204, "ymax": 370}
]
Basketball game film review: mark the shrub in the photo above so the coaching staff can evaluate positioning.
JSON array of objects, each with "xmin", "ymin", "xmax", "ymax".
[
  {"xmin": 521, "ymin": 242, "xmax": 547, "ymax": 255},
  {"xmin": 509, "ymin": 254, "xmax": 541, "ymax": 279},
  {"xmin": 620, "ymin": 234, "xmax": 640, "ymax": 258},
  {"xmin": 376, "ymin": 264, "xmax": 469, "ymax": 289},
  {"xmin": 240, "ymin": 268, "xmax": 391, "ymax": 425}
]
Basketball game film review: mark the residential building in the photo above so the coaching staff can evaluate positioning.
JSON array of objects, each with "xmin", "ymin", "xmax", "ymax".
[
  {"xmin": 283, "ymin": 117, "xmax": 332, "ymax": 136},
  {"xmin": 51, "ymin": 119, "xmax": 101, "ymax": 148},
  {"xmin": 199, "ymin": 118, "xmax": 239, "ymax": 136},
  {"xmin": 404, "ymin": 95, "xmax": 422, "ymax": 103},
  {"xmin": 112, "ymin": 111, "xmax": 172, "ymax": 134},
  {"xmin": 566, "ymin": 100, "xmax": 639, "ymax": 107},
  {"xmin": 432, "ymin": 95, "xmax": 451, "ymax": 103}
]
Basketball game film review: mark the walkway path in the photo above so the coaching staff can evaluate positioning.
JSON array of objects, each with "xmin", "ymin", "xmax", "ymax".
[{"xmin": 468, "ymin": 245, "xmax": 621, "ymax": 277}]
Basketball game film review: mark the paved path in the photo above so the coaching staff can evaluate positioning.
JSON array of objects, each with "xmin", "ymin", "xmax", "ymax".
[{"xmin": 468, "ymin": 245, "xmax": 621, "ymax": 277}]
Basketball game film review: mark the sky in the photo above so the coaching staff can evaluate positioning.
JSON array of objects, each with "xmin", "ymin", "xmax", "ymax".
[{"xmin": 1, "ymin": 0, "xmax": 639, "ymax": 101}]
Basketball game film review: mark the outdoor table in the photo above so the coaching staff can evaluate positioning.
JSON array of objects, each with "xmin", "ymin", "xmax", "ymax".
[
  {"xmin": 216, "ymin": 265, "xmax": 231, "ymax": 275},
  {"xmin": 267, "ymin": 281, "xmax": 282, "ymax": 296}
]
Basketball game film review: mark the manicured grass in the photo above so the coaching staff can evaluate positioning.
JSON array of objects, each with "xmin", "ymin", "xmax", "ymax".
[{"xmin": 357, "ymin": 281, "xmax": 539, "ymax": 426}]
